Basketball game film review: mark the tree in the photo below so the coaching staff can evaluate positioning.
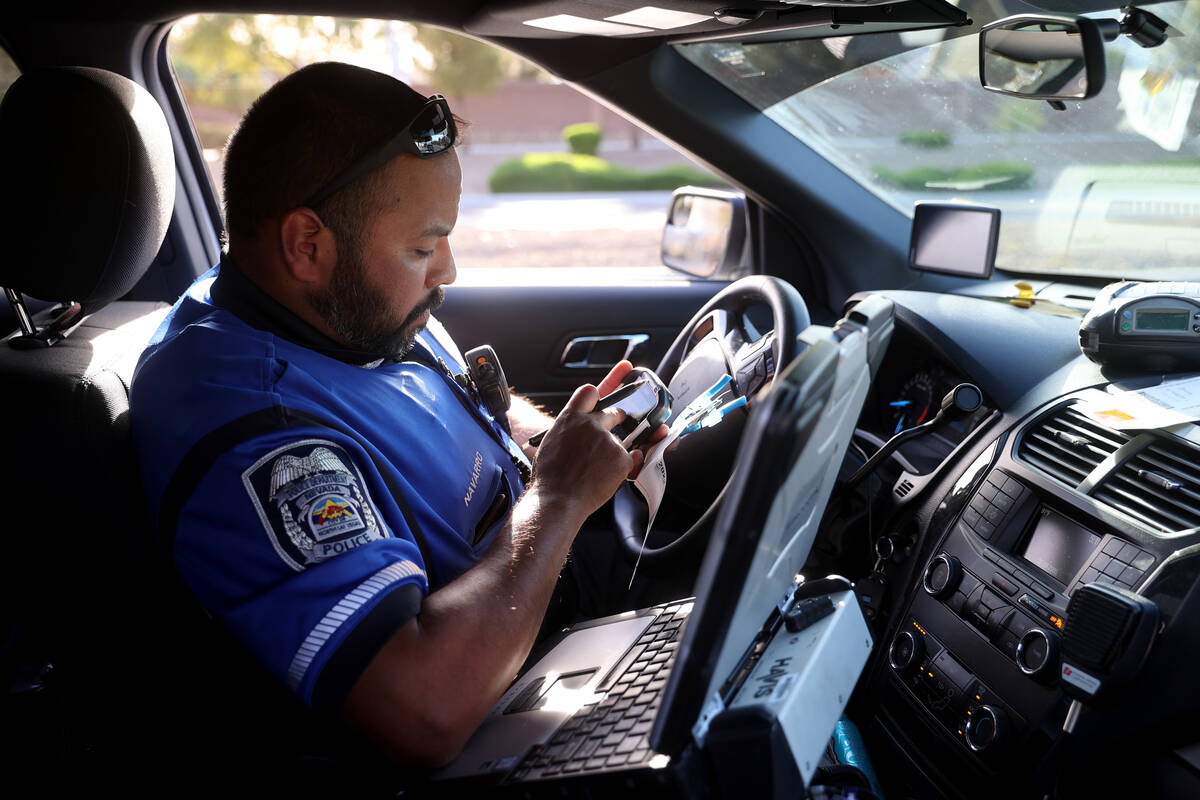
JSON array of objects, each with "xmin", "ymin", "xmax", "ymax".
[
  {"xmin": 412, "ymin": 25, "xmax": 507, "ymax": 101},
  {"xmin": 170, "ymin": 15, "xmax": 366, "ymax": 109}
]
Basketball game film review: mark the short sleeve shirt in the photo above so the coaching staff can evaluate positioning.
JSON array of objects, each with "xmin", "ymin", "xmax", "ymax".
[{"xmin": 131, "ymin": 262, "xmax": 528, "ymax": 711}]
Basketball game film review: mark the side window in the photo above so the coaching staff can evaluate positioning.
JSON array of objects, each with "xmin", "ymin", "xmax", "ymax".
[
  {"xmin": 168, "ymin": 14, "xmax": 722, "ymax": 279},
  {"xmin": 0, "ymin": 45, "xmax": 20, "ymax": 101}
]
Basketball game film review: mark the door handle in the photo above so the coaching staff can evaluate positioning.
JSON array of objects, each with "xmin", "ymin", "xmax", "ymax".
[{"xmin": 560, "ymin": 334, "xmax": 649, "ymax": 369}]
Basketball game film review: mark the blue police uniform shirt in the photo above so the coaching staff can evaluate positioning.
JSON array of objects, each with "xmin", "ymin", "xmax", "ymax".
[{"xmin": 131, "ymin": 259, "xmax": 529, "ymax": 711}]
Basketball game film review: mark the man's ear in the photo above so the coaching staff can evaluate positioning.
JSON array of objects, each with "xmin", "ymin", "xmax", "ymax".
[{"xmin": 279, "ymin": 207, "xmax": 336, "ymax": 285}]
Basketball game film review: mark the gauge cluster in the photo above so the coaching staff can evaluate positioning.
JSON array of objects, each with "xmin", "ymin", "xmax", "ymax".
[{"xmin": 860, "ymin": 332, "xmax": 992, "ymax": 476}]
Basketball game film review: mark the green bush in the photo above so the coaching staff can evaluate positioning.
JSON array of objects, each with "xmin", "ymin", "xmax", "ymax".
[
  {"xmin": 872, "ymin": 161, "xmax": 1033, "ymax": 191},
  {"xmin": 563, "ymin": 122, "xmax": 602, "ymax": 156},
  {"xmin": 488, "ymin": 153, "xmax": 725, "ymax": 193},
  {"xmin": 899, "ymin": 129, "xmax": 952, "ymax": 148},
  {"xmin": 989, "ymin": 103, "xmax": 1047, "ymax": 133}
]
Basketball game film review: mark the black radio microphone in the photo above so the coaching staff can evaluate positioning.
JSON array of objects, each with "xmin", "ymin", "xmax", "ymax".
[
  {"xmin": 1059, "ymin": 581, "xmax": 1159, "ymax": 712},
  {"xmin": 1031, "ymin": 582, "xmax": 1161, "ymax": 799}
]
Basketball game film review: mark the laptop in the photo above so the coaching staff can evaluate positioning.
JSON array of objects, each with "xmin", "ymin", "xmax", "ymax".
[{"xmin": 431, "ymin": 298, "xmax": 892, "ymax": 792}]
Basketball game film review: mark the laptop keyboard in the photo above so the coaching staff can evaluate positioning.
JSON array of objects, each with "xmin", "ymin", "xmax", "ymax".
[{"xmin": 508, "ymin": 599, "xmax": 693, "ymax": 781}]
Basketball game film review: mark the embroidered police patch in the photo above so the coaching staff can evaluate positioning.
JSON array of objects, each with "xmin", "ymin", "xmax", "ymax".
[{"xmin": 242, "ymin": 439, "xmax": 387, "ymax": 571}]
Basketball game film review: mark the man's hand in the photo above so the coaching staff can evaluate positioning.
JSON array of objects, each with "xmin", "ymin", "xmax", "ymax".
[
  {"xmin": 343, "ymin": 360, "xmax": 665, "ymax": 766},
  {"xmin": 532, "ymin": 366, "xmax": 639, "ymax": 516}
]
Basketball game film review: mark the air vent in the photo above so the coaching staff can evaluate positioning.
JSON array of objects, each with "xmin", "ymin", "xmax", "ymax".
[
  {"xmin": 894, "ymin": 478, "xmax": 914, "ymax": 498},
  {"xmin": 1017, "ymin": 404, "xmax": 1131, "ymax": 488},
  {"xmin": 1092, "ymin": 437, "xmax": 1200, "ymax": 534}
]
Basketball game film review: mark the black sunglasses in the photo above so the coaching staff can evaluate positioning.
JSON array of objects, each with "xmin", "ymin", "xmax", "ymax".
[{"xmin": 303, "ymin": 94, "xmax": 456, "ymax": 209}]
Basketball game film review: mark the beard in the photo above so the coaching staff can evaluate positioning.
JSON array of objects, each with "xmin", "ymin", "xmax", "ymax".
[{"xmin": 308, "ymin": 247, "xmax": 444, "ymax": 360}]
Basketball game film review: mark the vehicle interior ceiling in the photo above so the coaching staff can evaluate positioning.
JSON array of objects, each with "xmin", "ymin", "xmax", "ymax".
[{"xmin": 4, "ymin": 0, "xmax": 1200, "ymax": 797}]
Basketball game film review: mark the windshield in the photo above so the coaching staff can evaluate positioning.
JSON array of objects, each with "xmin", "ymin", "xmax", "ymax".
[{"xmin": 678, "ymin": 0, "xmax": 1200, "ymax": 279}]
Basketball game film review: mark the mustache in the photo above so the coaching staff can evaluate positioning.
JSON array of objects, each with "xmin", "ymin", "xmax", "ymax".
[{"xmin": 404, "ymin": 287, "xmax": 445, "ymax": 328}]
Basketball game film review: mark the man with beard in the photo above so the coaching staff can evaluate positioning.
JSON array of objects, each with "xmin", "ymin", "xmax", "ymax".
[{"xmin": 131, "ymin": 63, "xmax": 643, "ymax": 768}]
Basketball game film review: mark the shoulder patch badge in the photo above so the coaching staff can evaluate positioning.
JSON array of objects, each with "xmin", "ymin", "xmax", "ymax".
[{"xmin": 242, "ymin": 439, "xmax": 387, "ymax": 571}]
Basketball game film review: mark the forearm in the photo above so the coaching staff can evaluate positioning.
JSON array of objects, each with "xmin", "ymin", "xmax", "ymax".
[
  {"xmin": 342, "ymin": 482, "xmax": 589, "ymax": 765},
  {"xmin": 507, "ymin": 393, "xmax": 553, "ymax": 459}
]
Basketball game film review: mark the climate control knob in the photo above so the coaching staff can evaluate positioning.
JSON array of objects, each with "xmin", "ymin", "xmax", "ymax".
[
  {"xmin": 964, "ymin": 705, "xmax": 1008, "ymax": 753},
  {"xmin": 923, "ymin": 553, "xmax": 962, "ymax": 600},
  {"xmin": 888, "ymin": 629, "xmax": 925, "ymax": 675},
  {"xmin": 1016, "ymin": 628, "xmax": 1060, "ymax": 681}
]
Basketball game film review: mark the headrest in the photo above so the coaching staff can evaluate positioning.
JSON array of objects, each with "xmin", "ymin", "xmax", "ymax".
[{"xmin": 0, "ymin": 67, "xmax": 175, "ymax": 311}]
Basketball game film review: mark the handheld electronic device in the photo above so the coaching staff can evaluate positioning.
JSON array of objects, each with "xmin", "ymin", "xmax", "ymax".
[
  {"xmin": 1079, "ymin": 281, "xmax": 1200, "ymax": 371},
  {"xmin": 597, "ymin": 367, "xmax": 673, "ymax": 448}
]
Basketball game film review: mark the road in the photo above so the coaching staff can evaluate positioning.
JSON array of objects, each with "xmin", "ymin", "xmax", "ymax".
[{"xmin": 453, "ymin": 191, "xmax": 676, "ymax": 271}]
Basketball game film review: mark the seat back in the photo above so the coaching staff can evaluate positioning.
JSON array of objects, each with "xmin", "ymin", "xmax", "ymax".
[{"xmin": 0, "ymin": 66, "xmax": 176, "ymax": 784}]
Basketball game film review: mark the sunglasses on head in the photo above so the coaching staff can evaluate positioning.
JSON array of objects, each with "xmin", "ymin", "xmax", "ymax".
[{"xmin": 303, "ymin": 94, "xmax": 456, "ymax": 209}]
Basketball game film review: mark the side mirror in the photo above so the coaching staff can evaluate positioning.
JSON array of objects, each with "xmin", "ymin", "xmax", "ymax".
[
  {"xmin": 979, "ymin": 15, "xmax": 1107, "ymax": 100},
  {"xmin": 661, "ymin": 187, "xmax": 748, "ymax": 280}
]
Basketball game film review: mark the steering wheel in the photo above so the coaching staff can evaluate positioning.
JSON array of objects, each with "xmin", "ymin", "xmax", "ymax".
[{"xmin": 614, "ymin": 275, "xmax": 809, "ymax": 561}]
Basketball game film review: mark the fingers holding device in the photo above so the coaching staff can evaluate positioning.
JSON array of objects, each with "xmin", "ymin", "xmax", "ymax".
[
  {"xmin": 595, "ymin": 367, "xmax": 673, "ymax": 449},
  {"xmin": 528, "ymin": 362, "xmax": 672, "ymax": 451}
]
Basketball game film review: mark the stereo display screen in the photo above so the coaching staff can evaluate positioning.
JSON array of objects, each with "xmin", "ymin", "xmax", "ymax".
[{"xmin": 1020, "ymin": 508, "xmax": 1101, "ymax": 586}]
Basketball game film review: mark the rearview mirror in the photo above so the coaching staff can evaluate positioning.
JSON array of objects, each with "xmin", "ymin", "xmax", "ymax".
[
  {"xmin": 979, "ymin": 15, "xmax": 1106, "ymax": 100},
  {"xmin": 661, "ymin": 187, "xmax": 748, "ymax": 279}
]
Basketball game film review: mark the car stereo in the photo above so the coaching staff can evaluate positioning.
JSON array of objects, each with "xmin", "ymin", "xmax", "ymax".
[{"xmin": 887, "ymin": 466, "xmax": 1159, "ymax": 764}]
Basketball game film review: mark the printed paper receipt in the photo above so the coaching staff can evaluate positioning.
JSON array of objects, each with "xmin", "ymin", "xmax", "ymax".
[{"xmin": 1079, "ymin": 375, "xmax": 1200, "ymax": 431}]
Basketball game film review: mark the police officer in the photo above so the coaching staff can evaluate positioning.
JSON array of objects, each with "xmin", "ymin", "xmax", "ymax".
[{"xmin": 131, "ymin": 62, "xmax": 647, "ymax": 766}]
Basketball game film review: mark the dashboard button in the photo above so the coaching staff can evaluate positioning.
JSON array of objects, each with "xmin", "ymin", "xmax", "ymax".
[
  {"xmin": 1000, "ymin": 475, "xmax": 1024, "ymax": 497},
  {"xmin": 1092, "ymin": 554, "xmax": 1113, "ymax": 573},
  {"xmin": 963, "ymin": 508, "xmax": 982, "ymax": 529},
  {"xmin": 1012, "ymin": 568, "xmax": 1034, "ymax": 586},
  {"xmin": 1080, "ymin": 567, "xmax": 1101, "ymax": 584},
  {"xmin": 1102, "ymin": 561, "xmax": 1125, "ymax": 579},
  {"xmin": 1031, "ymin": 582, "xmax": 1054, "ymax": 601},
  {"xmin": 983, "ymin": 505, "xmax": 1005, "ymax": 525},
  {"xmin": 1118, "ymin": 542, "xmax": 1141, "ymax": 563},
  {"xmin": 1131, "ymin": 552, "xmax": 1155, "ymax": 571},
  {"xmin": 1016, "ymin": 628, "xmax": 1060, "ymax": 681},
  {"xmin": 1102, "ymin": 538, "xmax": 1124, "ymax": 557},
  {"xmin": 979, "ymin": 589, "xmax": 1004, "ymax": 610},
  {"xmin": 978, "ymin": 482, "xmax": 998, "ymax": 503},
  {"xmin": 947, "ymin": 590, "xmax": 968, "ymax": 615},
  {"xmin": 975, "ymin": 519, "xmax": 996, "ymax": 539},
  {"xmin": 991, "ymin": 573, "xmax": 1017, "ymax": 596},
  {"xmin": 923, "ymin": 554, "xmax": 963, "ymax": 600},
  {"xmin": 889, "ymin": 630, "xmax": 925, "ymax": 675},
  {"xmin": 932, "ymin": 650, "xmax": 972, "ymax": 690},
  {"xmin": 1119, "ymin": 565, "xmax": 1144, "ymax": 586},
  {"xmin": 986, "ymin": 606, "xmax": 1014, "ymax": 639},
  {"xmin": 992, "ymin": 492, "xmax": 1015, "ymax": 512},
  {"xmin": 964, "ymin": 705, "xmax": 1008, "ymax": 752}
]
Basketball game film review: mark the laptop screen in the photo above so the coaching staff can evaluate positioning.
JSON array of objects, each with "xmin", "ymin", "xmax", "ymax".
[{"xmin": 650, "ymin": 312, "xmax": 883, "ymax": 755}]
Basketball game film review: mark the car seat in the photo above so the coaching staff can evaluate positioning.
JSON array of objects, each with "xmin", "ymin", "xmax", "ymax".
[
  {"xmin": 0, "ymin": 65, "xmax": 179, "ymax": 787},
  {"xmin": 0, "ymin": 65, "xmax": 400, "ymax": 797}
]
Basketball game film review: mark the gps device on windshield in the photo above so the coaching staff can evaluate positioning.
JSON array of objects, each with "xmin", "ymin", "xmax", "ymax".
[
  {"xmin": 1080, "ymin": 280, "xmax": 1200, "ymax": 371},
  {"xmin": 908, "ymin": 203, "xmax": 1001, "ymax": 279}
]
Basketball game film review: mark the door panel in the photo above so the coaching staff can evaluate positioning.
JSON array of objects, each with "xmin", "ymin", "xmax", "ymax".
[{"xmin": 438, "ymin": 281, "xmax": 728, "ymax": 411}]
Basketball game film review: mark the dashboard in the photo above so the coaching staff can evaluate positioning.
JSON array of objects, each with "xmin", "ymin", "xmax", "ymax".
[{"xmin": 842, "ymin": 289, "xmax": 1200, "ymax": 800}]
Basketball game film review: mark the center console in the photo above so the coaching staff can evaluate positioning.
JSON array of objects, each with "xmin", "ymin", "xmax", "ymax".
[
  {"xmin": 888, "ymin": 465, "xmax": 1158, "ymax": 759},
  {"xmin": 864, "ymin": 390, "xmax": 1200, "ymax": 798}
]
